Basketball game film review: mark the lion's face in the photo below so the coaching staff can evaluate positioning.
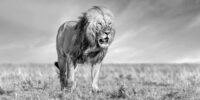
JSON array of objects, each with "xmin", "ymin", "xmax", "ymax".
[
  {"xmin": 96, "ymin": 23, "xmax": 115, "ymax": 48},
  {"xmin": 85, "ymin": 22, "xmax": 115, "ymax": 48}
]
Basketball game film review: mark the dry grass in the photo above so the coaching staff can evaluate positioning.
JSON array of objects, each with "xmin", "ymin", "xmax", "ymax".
[{"xmin": 0, "ymin": 63, "xmax": 200, "ymax": 100}]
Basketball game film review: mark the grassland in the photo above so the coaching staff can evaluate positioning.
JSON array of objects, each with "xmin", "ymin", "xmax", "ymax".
[{"xmin": 0, "ymin": 63, "xmax": 200, "ymax": 100}]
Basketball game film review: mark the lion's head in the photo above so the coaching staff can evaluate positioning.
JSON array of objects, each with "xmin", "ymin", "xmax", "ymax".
[{"xmin": 77, "ymin": 6, "xmax": 115, "ymax": 49}]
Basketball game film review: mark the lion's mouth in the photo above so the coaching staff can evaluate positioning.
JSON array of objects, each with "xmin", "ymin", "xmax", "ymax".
[
  {"xmin": 99, "ymin": 38, "xmax": 108, "ymax": 44},
  {"xmin": 98, "ymin": 38, "xmax": 109, "ymax": 48},
  {"xmin": 99, "ymin": 39, "xmax": 105, "ymax": 44}
]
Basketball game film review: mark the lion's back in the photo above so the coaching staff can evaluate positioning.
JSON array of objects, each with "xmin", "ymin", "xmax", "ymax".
[{"xmin": 56, "ymin": 21, "xmax": 78, "ymax": 56}]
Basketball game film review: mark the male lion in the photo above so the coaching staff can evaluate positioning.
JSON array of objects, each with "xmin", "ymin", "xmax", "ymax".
[{"xmin": 55, "ymin": 6, "xmax": 115, "ymax": 92}]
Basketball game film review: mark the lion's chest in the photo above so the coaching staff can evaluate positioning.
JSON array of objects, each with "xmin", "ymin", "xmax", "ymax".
[{"xmin": 71, "ymin": 49, "xmax": 106, "ymax": 64}]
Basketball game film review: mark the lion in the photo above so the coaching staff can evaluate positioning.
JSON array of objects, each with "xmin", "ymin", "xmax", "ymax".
[{"xmin": 54, "ymin": 6, "xmax": 115, "ymax": 92}]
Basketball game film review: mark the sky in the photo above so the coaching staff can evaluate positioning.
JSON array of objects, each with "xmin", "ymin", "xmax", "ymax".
[{"xmin": 0, "ymin": 0, "xmax": 200, "ymax": 63}]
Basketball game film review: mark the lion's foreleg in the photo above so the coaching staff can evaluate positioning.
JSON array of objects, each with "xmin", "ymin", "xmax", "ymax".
[{"xmin": 91, "ymin": 63, "xmax": 102, "ymax": 92}]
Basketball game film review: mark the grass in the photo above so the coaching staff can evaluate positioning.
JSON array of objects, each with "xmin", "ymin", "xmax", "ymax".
[{"xmin": 0, "ymin": 63, "xmax": 200, "ymax": 100}]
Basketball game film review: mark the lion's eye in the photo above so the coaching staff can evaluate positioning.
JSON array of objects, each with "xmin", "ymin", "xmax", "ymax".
[
  {"xmin": 98, "ymin": 22, "xmax": 102, "ymax": 25},
  {"xmin": 97, "ymin": 23, "xmax": 102, "ymax": 27}
]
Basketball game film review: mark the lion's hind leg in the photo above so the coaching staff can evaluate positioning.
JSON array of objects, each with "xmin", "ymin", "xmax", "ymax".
[
  {"xmin": 65, "ymin": 55, "xmax": 77, "ymax": 92},
  {"xmin": 56, "ymin": 57, "xmax": 68, "ymax": 90}
]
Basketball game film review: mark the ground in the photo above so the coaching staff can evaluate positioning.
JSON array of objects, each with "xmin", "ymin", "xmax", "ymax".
[{"xmin": 0, "ymin": 63, "xmax": 200, "ymax": 100}]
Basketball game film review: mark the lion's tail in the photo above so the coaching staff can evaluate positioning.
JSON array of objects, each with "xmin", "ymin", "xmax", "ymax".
[{"xmin": 54, "ymin": 62, "xmax": 59, "ymax": 69}]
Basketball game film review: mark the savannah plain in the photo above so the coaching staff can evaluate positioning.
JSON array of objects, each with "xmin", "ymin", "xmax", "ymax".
[{"xmin": 0, "ymin": 63, "xmax": 200, "ymax": 100}]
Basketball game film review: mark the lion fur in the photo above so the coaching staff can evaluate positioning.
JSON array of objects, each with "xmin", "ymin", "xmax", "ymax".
[{"xmin": 55, "ymin": 6, "xmax": 115, "ymax": 90}]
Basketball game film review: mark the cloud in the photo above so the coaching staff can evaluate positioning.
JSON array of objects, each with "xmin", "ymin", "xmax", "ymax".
[
  {"xmin": 175, "ymin": 56, "xmax": 200, "ymax": 63},
  {"xmin": 175, "ymin": 58, "xmax": 200, "ymax": 63},
  {"xmin": 187, "ymin": 14, "xmax": 200, "ymax": 28}
]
